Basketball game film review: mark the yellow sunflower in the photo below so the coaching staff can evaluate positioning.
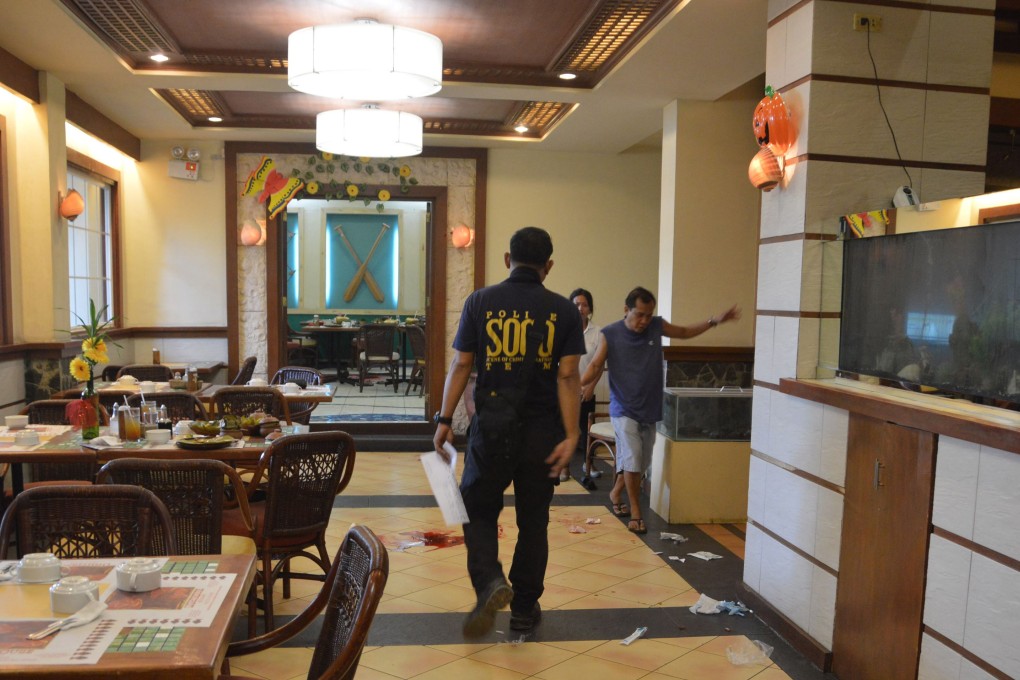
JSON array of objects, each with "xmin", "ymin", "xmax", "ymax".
[
  {"xmin": 399, "ymin": 165, "xmax": 412, "ymax": 177},
  {"xmin": 378, "ymin": 189, "xmax": 391, "ymax": 201},
  {"xmin": 321, "ymin": 152, "xmax": 334, "ymax": 161},
  {"xmin": 69, "ymin": 356, "xmax": 91, "ymax": 382},
  {"xmin": 81, "ymin": 337, "xmax": 108, "ymax": 364},
  {"xmin": 346, "ymin": 184, "xmax": 359, "ymax": 198},
  {"xmin": 306, "ymin": 181, "xmax": 319, "ymax": 195},
  {"xmin": 359, "ymin": 157, "xmax": 371, "ymax": 163}
]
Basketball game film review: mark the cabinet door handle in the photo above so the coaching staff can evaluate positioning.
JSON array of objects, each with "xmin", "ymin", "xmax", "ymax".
[{"xmin": 874, "ymin": 459, "xmax": 885, "ymax": 489}]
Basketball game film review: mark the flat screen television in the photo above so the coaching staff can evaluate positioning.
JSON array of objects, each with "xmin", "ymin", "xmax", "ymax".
[{"xmin": 839, "ymin": 220, "xmax": 1020, "ymax": 406}]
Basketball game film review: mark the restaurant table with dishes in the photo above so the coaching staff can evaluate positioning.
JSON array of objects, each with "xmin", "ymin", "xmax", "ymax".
[
  {"xmin": 198, "ymin": 382, "xmax": 335, "ymax": 424},
  {"xmin": 0, "ymin": 424, "xmax": 270, "ymax": 498},
  {"xmin": 300, "ymin": 316, "xmax": 420, "ymax": 384},
  {"xmin": 0, "ymin": 553, "xmax": 255, "ymax": 678}
]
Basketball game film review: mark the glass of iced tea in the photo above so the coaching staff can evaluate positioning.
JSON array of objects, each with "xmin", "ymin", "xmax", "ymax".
[{"xmin": 119, "ymin": 407, "xmax": 142, "ymax": 442}]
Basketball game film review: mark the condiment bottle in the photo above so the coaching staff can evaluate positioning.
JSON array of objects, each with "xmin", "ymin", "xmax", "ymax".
[
  {"xmin": 109, "ymin": 404, "xmax": 120, "ymax": 437},
  {"xmin": 157, "ymin": 405, "xmax": 172, "ymax": 430},
  {"xmin": 152, "ymin": 347, "xmax": 161, "ymax": 364},
  {"xmin": 186, "ymin": 365, "xmax": 198, "ymax": 390}
]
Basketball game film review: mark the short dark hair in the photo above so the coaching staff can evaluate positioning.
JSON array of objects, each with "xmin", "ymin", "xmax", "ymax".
[
  {"xmin": 509, "ymin": 227, "xmax": 553, "ymax": 267},
  {"xmin": 569, "ymin": 288, "xmax": 593, "ymax": 312},
  {"xmin": 625, "ymin": 286, "xmax": 656, "ymax": 309}
]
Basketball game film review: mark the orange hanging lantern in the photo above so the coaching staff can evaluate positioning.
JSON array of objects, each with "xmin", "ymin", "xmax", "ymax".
[
  {"xmin": 748, "ymin": 147, "xmax": 783, "ymax": 192},
  {"xmin": 239, "ymin": 219, "xmax": 265, "ymax": 246},
  {"xmin": 752, "ymin": 85, "xmax": 794, "ymax": 157}
]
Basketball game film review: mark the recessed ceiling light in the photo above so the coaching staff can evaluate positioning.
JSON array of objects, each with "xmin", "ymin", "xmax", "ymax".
[
  {"xmin": 558, "ymin": 72, "xmax": 577, "ymax": 80},
  {"xmin": 514, "ymin": 125, "xmax": 529, "ymax": 133},
  {"xmin": 208, "ymin": 116, "xmax": 222, "ymax": 123},
  {"xmin": 150, "ymin": 54, "xmax": 170, "ymax": 63}
]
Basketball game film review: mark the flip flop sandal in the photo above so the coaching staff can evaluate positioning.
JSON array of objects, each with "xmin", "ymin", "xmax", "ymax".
[
  {"xmin": 611, "ymin": 502, "xmax": 630, "ymax": 517},
  {"xmin": 628, "ymin": 518, "xmax": 647, "ymax": 535}
]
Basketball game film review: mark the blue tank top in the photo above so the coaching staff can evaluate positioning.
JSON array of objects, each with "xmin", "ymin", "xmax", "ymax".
[{"xmin": 603, "ymin": 316, "xmax": 664, "ymax": 423}]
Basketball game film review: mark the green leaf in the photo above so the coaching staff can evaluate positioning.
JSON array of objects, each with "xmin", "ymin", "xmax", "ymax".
[
  {"xmin": 354, "ymin": 162, "xmax": 362, "ymax": 172},
  {"xmin": 399, "ymin": 176, "xmax": 407, "ymax": 184},
  {"xmin": 326, "ymin": 163, "xmax": 335, "ymax": 173},
  {"xmin": 376, "ymin": 203, "xmax": 385, "ymax": 213},
  {"xmin": 307, "ymin": 156, "xmax": 316, "ymax": 165},
  {"xmin": 365, "ymin": 166, "xmax": 374, "ymax": 175},
  {"xmin": 363, "ymin": 199, "xmax": 370, "ymax": 206},
  {"xmin": 291, "ymin": 168, "xmax": 302, "ymax": 177},
  {"xmin": 392, "ymin": 167, "xmax": 400, "ymax": 177},
  {"xmin": 400, "ymin": 185, "xmax": 410, "ymax": 194},
  {"xmin": 304, "ymin": 171, "xmax": 314, "ymax": 180},
  {"xmin": 409, "ymin": 178, "xmax": 418, "ymax": 185},
  {"xmin": 340, "ymin": 162, "xmax": 349, "ymax": 172},
  {"xmin": 379, "ymin": 163, "xmax": 390, "ymax": 172},
  {"xmin": 316, "ymin": 164, "xmax": 324, "ymax": 173},
  {"xmin": 325, "ymin": 193, "xmax": 334, "ymax": 200}
]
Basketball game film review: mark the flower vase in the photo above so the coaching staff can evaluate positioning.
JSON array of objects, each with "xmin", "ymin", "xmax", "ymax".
[{"xmin": 80, "ymin": 377, "xmax": 100, "ymax": 440}]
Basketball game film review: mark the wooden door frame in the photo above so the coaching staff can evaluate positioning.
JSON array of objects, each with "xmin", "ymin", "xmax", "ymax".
[{"xmin": 225, "ymin": 143, "xmax": 487, "ymax": 433}]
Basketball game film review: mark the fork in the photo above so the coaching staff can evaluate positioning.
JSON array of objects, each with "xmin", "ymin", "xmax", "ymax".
[{"xmin": 27, "ymin": 600, "xmax": 107, "ymax": 640}]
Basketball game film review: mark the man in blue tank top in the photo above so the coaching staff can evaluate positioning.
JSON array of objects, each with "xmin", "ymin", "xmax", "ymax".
[
  {"xmin": 582, "ymin": 287, "xmax": 739, "ymax": 534},
  {"xmin": 434, "ymin": 227, "xmax": 585, "ymax": 638}
]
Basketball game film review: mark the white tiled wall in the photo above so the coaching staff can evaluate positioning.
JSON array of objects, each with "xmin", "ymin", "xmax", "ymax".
[{"xmin": 924, "ymin": 437, "xmax": 1020, "ymax": 679}]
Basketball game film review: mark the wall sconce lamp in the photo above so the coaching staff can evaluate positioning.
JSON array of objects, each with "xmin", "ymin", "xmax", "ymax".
[
  {"xmin": 58, "ymin": 189, "xmax": 85, "ymax": 221},
  {"xmin": 452, "ymin": 223, "xmax": 474, "ymax": 248},
  {"xmin": 239, "ymin": 219, "xmax": 266, "ymax": 246}
]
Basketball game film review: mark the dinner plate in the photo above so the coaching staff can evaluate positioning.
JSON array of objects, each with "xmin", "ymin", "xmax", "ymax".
[{"xmin": 175, "ymin": 435, "xmax": 235, "ymax": 450}]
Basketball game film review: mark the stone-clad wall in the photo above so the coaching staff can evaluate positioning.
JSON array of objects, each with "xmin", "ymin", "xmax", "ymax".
[{"xmin": 234, "ymin": 153, "xmax": 479, "ymax": 392}]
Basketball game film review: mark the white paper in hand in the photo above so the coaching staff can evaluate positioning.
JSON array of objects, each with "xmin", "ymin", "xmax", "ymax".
[{"xmin": 421, "ymin": 443, "xmax": 469, "ymax": 526}]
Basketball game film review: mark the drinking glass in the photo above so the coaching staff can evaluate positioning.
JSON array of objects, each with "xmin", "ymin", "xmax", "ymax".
[{"xmin": 119, "ymin": 407, "xmax": 142, "ymax": 442}]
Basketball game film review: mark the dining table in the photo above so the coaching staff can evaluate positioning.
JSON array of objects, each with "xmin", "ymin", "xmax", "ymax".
[
  {"xmin": 0, "ymin": 424, "xmax": 270, "ymax": 498},
  {"xmin": 300, "ymin": 320, "xmax": 417, "ymax": 385},
  {"xmin": 0, "ymin": 553, "xmax": 255, "ymax": 679},
  {"xmin": 197, "ymin": 382, "xmax": 336, "ymax": 425}
]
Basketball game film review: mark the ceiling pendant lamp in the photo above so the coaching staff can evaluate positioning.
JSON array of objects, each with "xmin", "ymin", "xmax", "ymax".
[
  {"xmin": 288, "ymin": 19, "xmax": 443, "ymax": 100},
  {"xmin": 316, "ymin": 106, "xmax": 423, "ymax": 158}
]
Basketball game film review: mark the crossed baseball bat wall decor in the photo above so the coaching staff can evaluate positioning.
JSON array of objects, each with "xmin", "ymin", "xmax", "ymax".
[
  {"xmin": 336, "ymin": 225, "xmax": 384, "ymax": 302},
  {"xmin": 343, "ymin": 223, "xmax": 390, "ymax": 302}
]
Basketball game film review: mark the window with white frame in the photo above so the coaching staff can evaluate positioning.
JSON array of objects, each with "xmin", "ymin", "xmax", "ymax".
[{"xmin": 67, "ymin": 169, "xmax": 114, "ymax": 327}]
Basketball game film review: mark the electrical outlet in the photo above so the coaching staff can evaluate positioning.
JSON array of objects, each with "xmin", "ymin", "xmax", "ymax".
[{"xmin": 853, "ymin": 13, "xmax": 882, "ymax": 31}]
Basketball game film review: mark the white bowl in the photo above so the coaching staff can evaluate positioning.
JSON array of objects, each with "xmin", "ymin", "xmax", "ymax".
[
  {"xmin": 50, "ymin": 576, "xmax": 100, "ymax": 613},
  {"xmin": 18, "ymin": 553, "xmax": 63, "ymax": 583},
  {"xmin": 5, "ymin": 415, "xmax": 28, "ymax": 430},
  {"xmin": 146, "ymin": 429, "xmax": 171, "ymax": 444},
  {"xmin": 138, "ymin": 381, "xmax": 156, "ymax": 392},
  {"xmin": 281, "ymin": 382, "xmax": 300, "ymax": 394},
  {"xmin": 116, "ymin": 375, "xmax": 139, "ymax": 385}
]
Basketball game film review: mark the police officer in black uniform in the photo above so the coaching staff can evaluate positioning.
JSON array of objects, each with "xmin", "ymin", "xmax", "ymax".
[{"xmin": 434, "ymin": 226, "xmax": 584, "ymax": 638}]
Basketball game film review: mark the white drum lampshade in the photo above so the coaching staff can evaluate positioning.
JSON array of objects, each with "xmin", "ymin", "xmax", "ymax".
[
  {"xmin": 288, "ymin": 20, "xmax": 443, "ymax": 100},
  {"xmin": 316, "ymin": 108, "xmax": 423, "ymax": 158}
]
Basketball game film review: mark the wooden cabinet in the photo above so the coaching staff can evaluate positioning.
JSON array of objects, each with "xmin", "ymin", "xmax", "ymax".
[{"xmin": 832, "ymin": 413, "xmax": 935, "ymax": 680}]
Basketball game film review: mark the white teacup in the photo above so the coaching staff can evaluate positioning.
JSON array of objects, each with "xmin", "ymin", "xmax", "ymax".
[
  {"xmin": 146, "ymin": 429, "xmax": 171, "ymax": 444},
  {"xmin": 5, "ymin": 414, "xmax": 28, "ymax": 430},
  {"xmin": 173, "ymin": 420, "xmax": 193, "ymax": 437},
  {"xmin": 117, "ymin": 375, "xmax": 139, "ymax": 385},
  {"xmin": 247, "ymin": 378, "xmax": 268, "ymax": 387},
  {"xmin": 281, "ymin": 382, "xmax": 300, "ymax": 394},
  {"xmin": 138, "ymin": 380, "xmax": 156, "ymax": 392},
  {"xmin": 14, "ymin": 430, "xmax": 40, "ymax": 446},
  {"xmin": 115, "ymin": 558, "xmax": 162, "ymax": 592},
  {"xmin": 50, "ymin": 575, "xmax": 99, "ymax": 613},
  {"xmin": 18, "ymin": 553, "xmax": 63, "ymax": 583}
]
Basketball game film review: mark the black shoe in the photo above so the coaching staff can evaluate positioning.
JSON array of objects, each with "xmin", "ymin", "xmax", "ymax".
[
  {"xmin": 509, "ymin": 602, "xmax": 542, "ymax": 632},
  {"xmin": 462, "ymin": 579, "xmax": 513, "ymax": 638}
]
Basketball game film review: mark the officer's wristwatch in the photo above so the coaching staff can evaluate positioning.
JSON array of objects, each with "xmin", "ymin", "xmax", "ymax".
[{"xmin": 433, "ymin": 412, "xmax": 453, "ymax": 426}]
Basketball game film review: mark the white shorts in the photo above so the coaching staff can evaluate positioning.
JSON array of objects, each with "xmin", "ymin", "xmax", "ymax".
[{"xmin": 611, "ymin": 416, "xmax": 655, "ymax": 474}]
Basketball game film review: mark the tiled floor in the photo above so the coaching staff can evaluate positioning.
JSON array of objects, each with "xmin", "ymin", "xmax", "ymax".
[
  {"xmin": 311, "ymin": 381, "xmax": 426, "ymax": 421},
  {"xmin": 229, "ymin": 453, "xmax": 833, "ymax": 680}
]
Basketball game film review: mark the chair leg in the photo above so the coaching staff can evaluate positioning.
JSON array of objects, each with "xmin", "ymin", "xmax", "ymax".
[
  {"xmin": 262, "ymin": 551, "xmax": 275, "ymax": 632},
  {"xmin": 282, "ymin": 558, "xmax": 291, "ymax": 600}
]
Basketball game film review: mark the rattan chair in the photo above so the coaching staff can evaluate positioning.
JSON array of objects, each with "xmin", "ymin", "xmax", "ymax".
[
  {"xmin": 210, "ymin": 386, "xmax": 282, "ymax": 420},
  {"xmin": 232, "ymin": 356, "xmax": 258, "ymax": 385},
  {"xmin": 0, "ymin": 484, "xmax": 177, "ymax": 558},
  {"xmin": 223, "ymin": 525, "xmax": 387, "ymax": 680},
  {"xmin": 355, "ymin": 324, "xmax": 399, "ymax": 393},
  {"xmin": 404, "ymin": 324, "xmax": 427, "ymax": 396},
  {"xmin": 116, "ymin": 364, "xmax": 174, "ymax": 382},
  {"xmin": 270, "ymin": 366, "xmax": 323, "ymax": 425},
  {"xmin": 127, "ymin": 391, "xmax": 208, "ymax": 422},
  {"xmin": 19, "ymin": 399, "xmax": 108, "ymax": 484},
  {"xmin": 97, "ymin": 458, "xmax": 254, "ymax": 556},
  {"xmin": 222, "ymin": 431, "xmax": 356, "ymax": 633}
]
